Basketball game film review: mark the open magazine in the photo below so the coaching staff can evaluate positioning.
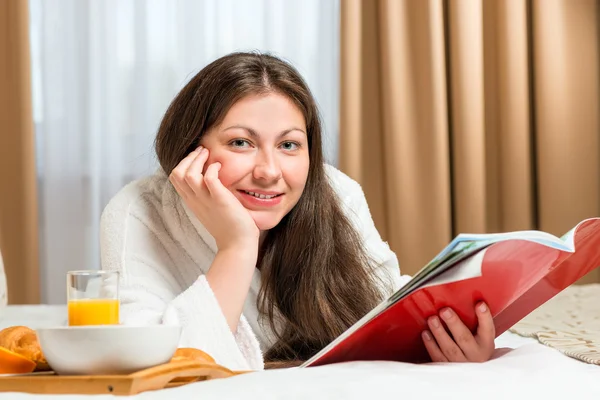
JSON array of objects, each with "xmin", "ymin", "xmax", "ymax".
[{"xmin": 301, "ymin": 217, "xmax": 600, "ymax": 367}]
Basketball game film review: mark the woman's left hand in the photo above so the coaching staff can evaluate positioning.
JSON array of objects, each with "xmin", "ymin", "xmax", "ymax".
[{"xmin": 422, "ymin": 302, "xmax": 495, "ymax": 363}]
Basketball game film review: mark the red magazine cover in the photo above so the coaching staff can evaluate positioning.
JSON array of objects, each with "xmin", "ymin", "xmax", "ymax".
[{"xmin": 302, "ymin": 218, "xmax": 600, "ymax": 367}]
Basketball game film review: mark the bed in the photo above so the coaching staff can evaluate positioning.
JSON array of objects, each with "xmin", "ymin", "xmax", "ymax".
[{"xmin": 0, "ymin": 285, "xmax": 598, "ymax": 399}]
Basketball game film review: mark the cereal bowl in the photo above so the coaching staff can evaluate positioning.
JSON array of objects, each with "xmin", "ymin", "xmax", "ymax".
[{"xmin": 36, "ymin": 324, "xmax": 182, "ymax": 375}]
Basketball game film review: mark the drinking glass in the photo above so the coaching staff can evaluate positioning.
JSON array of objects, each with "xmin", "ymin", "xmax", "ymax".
[{"xmin": 67, "ymin": 270, "xmax": 120, "ymax": 326}]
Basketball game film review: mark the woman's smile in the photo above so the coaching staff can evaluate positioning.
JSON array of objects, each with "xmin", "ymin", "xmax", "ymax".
[{"xmin": 237, "ymin": 189, "xmax": 284, "ymax": 208}]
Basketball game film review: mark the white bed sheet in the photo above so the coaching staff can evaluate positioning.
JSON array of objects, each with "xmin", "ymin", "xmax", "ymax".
[{"xmin": 0, "ymin": 305, "xmax": 598, "ymax": 399}]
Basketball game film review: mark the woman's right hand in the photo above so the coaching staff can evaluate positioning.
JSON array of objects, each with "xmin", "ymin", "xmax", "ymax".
[{"xmin": 169, "ymin": 146, "xmax": 260, "ymax": 252}]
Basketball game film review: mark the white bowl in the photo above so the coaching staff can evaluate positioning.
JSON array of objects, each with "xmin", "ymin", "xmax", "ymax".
[{"xmin": 36, "ymin": 325, "xmax": 182, "ymax": 375}]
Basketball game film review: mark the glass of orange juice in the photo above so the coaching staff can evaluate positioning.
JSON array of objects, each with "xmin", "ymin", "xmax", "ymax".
[{"xmin": 67, "ymin": 270, "xmax": 120, "ymax": 326}]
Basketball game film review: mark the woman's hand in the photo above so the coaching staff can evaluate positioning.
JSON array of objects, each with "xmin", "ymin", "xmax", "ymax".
[
  {"xmin": 169, "ymin": 146, "xmax": 260, "ymax": 251},
  {"xmin": 422, "ymin": 302, "xmax": 495, "ymax": 363}
]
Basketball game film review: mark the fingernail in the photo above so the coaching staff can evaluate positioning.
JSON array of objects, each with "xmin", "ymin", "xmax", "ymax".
[
  {"xmin": 479, "ymin": 303, "xmax": 487, "ymax": 313},
  {"xmin": 200, "ymin": 148, "xmax": 208, "ymax": 155},
  {"xmin": 422, "ymin": 331, "xmax": 432, "ymax": 341},
  {"xmin": 429, "ymin": 316, "xmax": 440, "ymax": 328},
  {"xmin": 441, "ymin": 308, "xmax": 453, "ymax": 321}
]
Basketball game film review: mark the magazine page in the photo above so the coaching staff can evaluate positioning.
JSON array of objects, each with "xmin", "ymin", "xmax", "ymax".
[
  {"xmin": 389, "ymin": 226, "xmax": 579, "ymax": 304},
  {"xmin": 389, "ymin": 239, "xmax": 491, "ymax": 302}
]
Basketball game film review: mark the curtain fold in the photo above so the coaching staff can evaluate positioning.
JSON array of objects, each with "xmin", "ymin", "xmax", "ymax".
[
  {"xmin": 0, "ymin": 0, "xmax": 40, "ymax": 304},
  {"xmin": 484, "ymin": 0, "xmax": 534, "ymax": 232},
  {"xmin": 340, "ymin": 0, "xmax": 600, "ymax": 283},
  {"xmin": 533, "ymin": 0, "xmax": 600, "ymax": 238},
  {"xmin": 341, "ymin": 0, "xmax": 453, "ymax": 275}
]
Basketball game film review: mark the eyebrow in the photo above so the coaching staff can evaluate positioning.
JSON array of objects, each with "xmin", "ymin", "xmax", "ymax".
[{"xmin": 222, "ymin": 125, "xmax": 306, "ymax": 139}]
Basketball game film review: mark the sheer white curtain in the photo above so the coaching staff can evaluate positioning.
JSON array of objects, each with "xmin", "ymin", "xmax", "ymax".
[{"xmin": 29, "ymin": 0, "xmax": 340, "ymax": 304}]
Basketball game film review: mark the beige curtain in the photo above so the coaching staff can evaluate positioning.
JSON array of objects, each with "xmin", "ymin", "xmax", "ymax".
[
  {"xmin": 0, "ymin": 0, "xmax": 40, "ymax": 303},
  {"xmin": 340, "ymin": 0, "xmax": 600, "ymax": 284}
]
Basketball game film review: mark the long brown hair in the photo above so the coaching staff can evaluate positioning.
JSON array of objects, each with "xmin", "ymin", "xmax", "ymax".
[{"xmin": 155, "ymin": 52, "xmax": 387, "ymax": 362}]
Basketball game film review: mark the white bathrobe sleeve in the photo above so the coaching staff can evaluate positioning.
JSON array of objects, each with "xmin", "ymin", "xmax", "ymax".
[{"xmin": 99, "ymin": 195, "xmax": 264, "ymax": 372}]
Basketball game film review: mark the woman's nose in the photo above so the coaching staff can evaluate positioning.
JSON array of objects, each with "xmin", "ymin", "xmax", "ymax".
[{"xmin": 253, "ymin": 152, "xmax": 282, "ymax": 182}]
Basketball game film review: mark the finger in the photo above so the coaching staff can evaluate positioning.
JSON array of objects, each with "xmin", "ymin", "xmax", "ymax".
[
  {"xmin": 170, "ymin": 150, "xmax": 202, "ymax": 198},
  {"xmin": 475, "ymin": 302, "xmax": 496, "ymax": 353},
  {"xmin": 170, "ymin": 146, "xmax": 202, "ymax": 181},
  {"xmin": 422, "ymin": 330, "xmax": 448, "ymax": 363},
  {"xmin": 427, "ymin": 315, "xmax": 467, "ymax": 362},
  {"xmin": 184, "ymin": 148, "xmax": 210, "ymax": 195},
  {"xmin": 169, "ymin": 147, "xmax": 201, "ymax": 182},
  {"xmin": 439, "ymin": 307, "xmax": 481, "ymax": 361},
  {"xmin": 203, "ymin": 162, "xmax": 226, "ymax": 197}
]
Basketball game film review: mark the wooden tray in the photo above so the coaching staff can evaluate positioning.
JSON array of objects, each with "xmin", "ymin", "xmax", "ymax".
[{"xmin": 0, "ymin": 360, "xmax": 249, "ymax": 396}]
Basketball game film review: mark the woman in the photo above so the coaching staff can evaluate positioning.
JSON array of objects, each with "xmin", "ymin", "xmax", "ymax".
[{"xmin": 100, "ymin": 52, "xmax": 495, "ymax": 371}]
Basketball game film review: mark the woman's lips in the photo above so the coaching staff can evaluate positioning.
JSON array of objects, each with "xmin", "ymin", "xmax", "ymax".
[{"xmin": 237, "ymin": 190, "xmax": 283, "ymax": 208}]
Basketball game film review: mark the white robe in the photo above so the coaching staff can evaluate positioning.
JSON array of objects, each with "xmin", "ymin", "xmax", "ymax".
[{"xmin": 99, "ymin": 164, "xmax": 410, "ymax": 371}]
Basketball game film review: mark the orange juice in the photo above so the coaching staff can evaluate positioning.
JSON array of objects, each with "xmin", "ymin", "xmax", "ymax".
[{"xmin": 68, "ymin": 299, "xmax": 120, "ymax": 326}]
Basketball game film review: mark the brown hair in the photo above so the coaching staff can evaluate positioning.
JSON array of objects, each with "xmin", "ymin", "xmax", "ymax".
[{"xmin": 155, "ymin": 52, "xmax": 387, "ymax": 362}]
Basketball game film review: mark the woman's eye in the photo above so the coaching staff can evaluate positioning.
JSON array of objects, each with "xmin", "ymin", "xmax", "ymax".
[
  {"xmin": 230, "ymin": 139, "xmax": 250, "ymax": 148},
  {"xmin": 281, "ymin": 141, "xmax": 299, "ymax": 151}
]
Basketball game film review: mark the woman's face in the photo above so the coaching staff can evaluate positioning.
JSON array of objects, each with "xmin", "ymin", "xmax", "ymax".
[{"xmin": 200, "ymin": 92, "xmax": 310, "ymax": 231}]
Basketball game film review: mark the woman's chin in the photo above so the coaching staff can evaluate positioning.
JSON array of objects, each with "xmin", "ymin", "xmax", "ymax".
[
  {"xmin": 254, "ymin": 220, "xmax": 279, "ymax": 231},
  {"xmin": 250, "ymin": 212, "xmax": 283, "ymax": 231}
]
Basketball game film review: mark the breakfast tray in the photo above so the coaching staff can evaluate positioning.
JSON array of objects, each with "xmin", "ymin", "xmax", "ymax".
[{"xmin": 0, "ymin": 360, "xmax": 249, "ymax": 396}]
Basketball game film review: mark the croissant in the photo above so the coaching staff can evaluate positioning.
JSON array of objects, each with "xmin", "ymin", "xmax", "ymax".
[
  {"xmin": 0, "ymin": 326, "xmax": 50, "ymax": 371},
  {"xmin": 170, "ymin": 347, "xmax": 215, "ymax": 364},
  {"xmin": 168, "ymin": 348, "xmax": 221, "ymax": 383}
]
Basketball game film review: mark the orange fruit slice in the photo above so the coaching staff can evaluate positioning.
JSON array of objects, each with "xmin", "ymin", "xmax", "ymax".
[{"xmin": 0, "ymin": 346, "xmax": 36, "ymax": 374}]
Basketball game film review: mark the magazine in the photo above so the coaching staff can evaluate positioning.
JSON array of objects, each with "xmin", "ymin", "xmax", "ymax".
[{"xmin": 301, "ymin": 218, "xmax": 600, "ymax": 367}]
